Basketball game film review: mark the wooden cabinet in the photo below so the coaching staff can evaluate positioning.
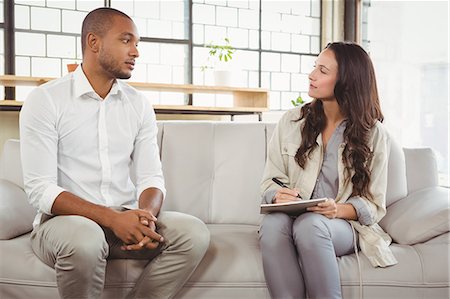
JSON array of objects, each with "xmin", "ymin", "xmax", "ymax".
[{"xmin": 0, "ymin": 75, "xmax": 269, "ymax": 120}]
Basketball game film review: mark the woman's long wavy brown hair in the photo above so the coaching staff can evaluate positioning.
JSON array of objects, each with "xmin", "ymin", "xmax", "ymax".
[{"xmin": 295, "ymin": 41, "xmax": 384, "ymax": 199}]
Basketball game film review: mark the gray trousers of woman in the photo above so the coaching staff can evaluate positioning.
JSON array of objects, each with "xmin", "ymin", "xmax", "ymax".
[{"xmin": 259, "ymin": 212, "xmax": 357, "ymax": 299}]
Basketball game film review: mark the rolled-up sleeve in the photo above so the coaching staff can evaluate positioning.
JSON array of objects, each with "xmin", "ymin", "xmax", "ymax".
[
  {"xmin": 347, "ymin": 196, "xmax": 376, "ymax": 225},
  {"xmin": 131, "ymin": 97, "xmax": 166, "ymax": 200},
  {"xmin": 262, "ymin": 189, "xmax": 277, "ymax": 204},
  {"xmin": 19, "ymin": 87, "xmax": 66, "ymax": 215}
]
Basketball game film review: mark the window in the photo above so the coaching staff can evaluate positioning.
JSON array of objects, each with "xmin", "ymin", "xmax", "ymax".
[
  {"xmin": 13, "ymin": 0, "xmax": 94, "ymax": 100},
  {"xmin": 362, "ymin": 0, "xmax": 449, "ymax": 185},
  {"xmin": 192, "ymin": 0, "xmax": 321, "ymax": 108},
  {"xmin": 2, "ymin": 0, "xmax": 322, "ymax": 109},
  {"xmin": 111, "ymin": 0, "xmax": 189, "ymax": 105},
  {"xmin": 1, "ymin": 0, "xmax": 4, "ymax": 98}
]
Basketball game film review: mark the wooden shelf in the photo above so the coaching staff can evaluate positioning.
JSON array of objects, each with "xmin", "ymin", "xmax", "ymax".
[
  {"xmin": 0, "ymin": 100, "xmax": 266, "ymax": 120},
  {"xmin": 0, "ymin": 75, "xmax": 269, "ymax": 119}
]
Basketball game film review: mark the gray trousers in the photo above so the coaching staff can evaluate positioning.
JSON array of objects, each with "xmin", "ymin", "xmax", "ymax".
[
  {"xmin": 259, "ymin": 212, "xmax": 357, "ymax": 299},
  {"xmin": 30, "ymin": 211, "xmax": 210, "ymax": 299}
]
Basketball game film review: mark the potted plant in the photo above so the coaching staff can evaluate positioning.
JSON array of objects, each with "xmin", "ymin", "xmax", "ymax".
[
  {"xmin": 201, "ymin": 38, "xmax": 235, "ymax": 86},
  {"xmin": 291, "ymin": 95, "xmax": 305, "ymax": 107}
]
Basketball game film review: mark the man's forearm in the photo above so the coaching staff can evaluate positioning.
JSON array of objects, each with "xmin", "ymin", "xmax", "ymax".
[
  {"xmin": 51, "ymin": 191, "xmax": 118, "ymax": 228},
  {"xmin": 138, "ymin": 188, "xmax": 163, "ymax": 217}
]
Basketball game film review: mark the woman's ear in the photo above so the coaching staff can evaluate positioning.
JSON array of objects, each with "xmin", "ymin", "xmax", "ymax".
[{"xmin": 86, "ymin": 32, "xmax": 100, "ymax": 53}]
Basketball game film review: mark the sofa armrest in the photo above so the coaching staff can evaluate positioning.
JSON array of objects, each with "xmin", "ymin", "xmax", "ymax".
[
  {"xmin": 0, "ymin": 179, "xmax": 36, "ymax": 240},
  {"xmin": 379, "ymin": 186, "xmax": 450, "ymax": 245}
]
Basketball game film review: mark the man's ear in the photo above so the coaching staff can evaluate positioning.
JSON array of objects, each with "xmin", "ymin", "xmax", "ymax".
[{"xmin": 86, "ymin": 32, "xmax": 100, "ymax": 53}]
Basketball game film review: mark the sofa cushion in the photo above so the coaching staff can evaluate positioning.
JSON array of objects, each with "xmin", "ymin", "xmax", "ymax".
[
  {"xmin": 210, "ymin": 123, "xmax": 266, "ymax": 225},
  {"xmin": 0, "ymin": 179, "xmax": 36, "ymax": 240},
  {"xmin": 160, "ymin": 122, "xmax": 267, "ymax": 225},
  {"xmin": 160, "ymin": 122, "xmax": 215, "ymax": 223},
  {"xmin": 339, "ymin": 242, "xmax": 450, "ymax": 298},
  {"xmin": 0, "ymin": 225, "xmax": 270, "ymax": 299},
  {"xmin": 379, "ymin": 186, "xmax": 450, "ymax": 245},
  {"xmin": 188, "ymin": 224, "xmax": 266, "ymax": 285}
]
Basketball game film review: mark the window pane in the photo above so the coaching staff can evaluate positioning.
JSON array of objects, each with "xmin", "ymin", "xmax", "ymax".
[
  {"xmin": 15, "ymin": 32, "xmax": 46, "ymax": 56},
  {"xmin": 62, "ymin": 10, "xmax": 86, "ymax": 34},
  {"xmin": 15, "ymin": 5, "xmax": 30, "ymax": 29},
  {"xmin": 0, "ymin": 29, "xmax": 3, "ymax": 100},
  {"xmin": 261, "ymin": 52, "xmax": 314, "ymax": 110},
  {"xmin": 193, "ymin": 0, "xmax": 259, "ymax": 46},
  {"xmin": 15, "ymin": 0, "xmax": 45, "ymax": 6},
  {"xmin": 363, "ymin": 0, "xmax": 449, "ymax": 185},
  {"xmin": 30, "ymin": 7, "xmax": 61, "ymax": 32},
  {"xmin": 76, "ymin": 0, "xmax": 103, "ymax": 12},
  {"xmin": 261, "ymin": 0, "xmax": 320, "ymax": 54},
  {"xmin": 47, "ymin": 35, "xmax": 76, "ymax": 59},
  {"xmin": 47, "ymin": 0, "xmax": 76, "ymax": 10},
  {"xmin": 0, "ymin": 0, "xmax": 4, "ymax": 23},
  {"xmin": 111, "ymin": 0, "xmax": 188, "ymax": 39},
  {"xmin": 132, "ymin": 42, "xmax": 188, "ymax": 105}
]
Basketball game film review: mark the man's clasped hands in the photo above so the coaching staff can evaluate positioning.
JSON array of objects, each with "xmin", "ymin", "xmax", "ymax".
[{"xmin": 109, "ymin": 210, "xmax": 164, "ymax": 251}]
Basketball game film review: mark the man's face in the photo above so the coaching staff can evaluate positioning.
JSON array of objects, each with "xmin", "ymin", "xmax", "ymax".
[{"xmin": 98, "ymin": 16, "xmax": 140, "ymax": 80}]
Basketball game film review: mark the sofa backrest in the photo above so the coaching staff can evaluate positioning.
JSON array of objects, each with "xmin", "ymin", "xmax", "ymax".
[
  {"xmin": 403, "ymin": 147, "xmax": 439, "ymax": 194},
  {"xmin": 0, "ymin": 122, "xmax": 438, "ymax": 226},
  {"xmin": 159, "ymin": 122, "xmax": 267, "ymax": 225}
]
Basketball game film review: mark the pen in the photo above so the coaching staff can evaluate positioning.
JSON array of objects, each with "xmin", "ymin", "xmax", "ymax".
[{"xmin": 272, "ymin": 178, "xmax": 302, "ymax": 199}]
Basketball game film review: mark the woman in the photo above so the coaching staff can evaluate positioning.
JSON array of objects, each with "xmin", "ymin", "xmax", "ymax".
[{"xmin": 259, "ymin": 41, "xmax": 397, "ymax": 299}]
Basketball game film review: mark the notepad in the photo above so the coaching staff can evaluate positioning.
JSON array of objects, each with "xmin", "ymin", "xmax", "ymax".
[{"xmin": 260, "ymin": 198, "xmax": 327, "ymax": 216}]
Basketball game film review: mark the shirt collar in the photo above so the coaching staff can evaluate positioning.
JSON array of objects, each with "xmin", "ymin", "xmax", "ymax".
[{"xmin": 73, "ymin": 64, "xmax": 123, "ymax": 100}]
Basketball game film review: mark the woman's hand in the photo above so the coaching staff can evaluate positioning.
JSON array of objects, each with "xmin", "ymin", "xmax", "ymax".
[
  {"xmin": 273, "ymin": 188, "xmax": 301, "ymax": 204},
  {"xmin": 307, "ymin": 198, "xmax": 338, "ymax": 218}
]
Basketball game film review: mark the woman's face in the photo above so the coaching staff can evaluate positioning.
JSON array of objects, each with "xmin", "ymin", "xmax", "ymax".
[{"xmin": 308, "ymin": 49, "xmax": 338, "ymax": 101}]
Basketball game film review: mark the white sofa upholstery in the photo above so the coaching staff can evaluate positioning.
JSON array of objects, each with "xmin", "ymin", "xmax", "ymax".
[{"xmin": 0, "ymin": 121, "xmax": 449, "ymax": 299}]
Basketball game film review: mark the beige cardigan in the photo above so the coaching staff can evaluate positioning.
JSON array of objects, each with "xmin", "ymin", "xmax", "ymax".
[{"xmin": 261, "ymin": 107, "xmax": 397, "ymax": 267}]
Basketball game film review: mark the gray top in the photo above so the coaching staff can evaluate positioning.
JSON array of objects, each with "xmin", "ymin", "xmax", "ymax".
[
  {"xmin": 311, "ymin": 121, "xmax": 346, "ymax": 200},
  {"xmin": 265, "ymin": 120, "xmax": 372, "ymax": 225}
]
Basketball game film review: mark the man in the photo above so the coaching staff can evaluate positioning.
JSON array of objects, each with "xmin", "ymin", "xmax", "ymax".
[{"xmin": 20, "ymin": 7, "xmax": 210, "ymax": 299}]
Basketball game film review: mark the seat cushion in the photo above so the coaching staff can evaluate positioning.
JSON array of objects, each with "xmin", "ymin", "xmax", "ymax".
[
  {"xmin": 2, "ymin": 227, "xmax": 449, "ymax": 299},
  {"xmin": 0, "ymin": 225, "xmax": 269, "ymax": 299},
  {"xmin": 339, "ymin": 242, "xmax": 450, "ymax": 298}
]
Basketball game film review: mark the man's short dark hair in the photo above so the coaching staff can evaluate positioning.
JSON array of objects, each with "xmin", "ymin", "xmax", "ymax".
[{"xmin": 81, "ymin": 7, "xmax": 132, "ymax": 54}]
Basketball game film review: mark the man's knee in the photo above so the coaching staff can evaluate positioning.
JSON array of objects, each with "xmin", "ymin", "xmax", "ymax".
[
  {"xmin": 53, "ymin": 216, "xmax": 108, "ymax": 268},
  {"xmin": 158, "ymin": 212, "xmax": 210, "ymax": 259}
]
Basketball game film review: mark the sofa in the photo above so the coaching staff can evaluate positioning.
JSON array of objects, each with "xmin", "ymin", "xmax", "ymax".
[{"xmin": 0, "ymin": 121, "xmax": 449, "ymax": 299}]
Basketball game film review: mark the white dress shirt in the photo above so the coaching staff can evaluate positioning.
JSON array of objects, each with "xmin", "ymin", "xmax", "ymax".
[{"xmin": 20, "ymin": 65, "xmax": 166, "ymax": 228}]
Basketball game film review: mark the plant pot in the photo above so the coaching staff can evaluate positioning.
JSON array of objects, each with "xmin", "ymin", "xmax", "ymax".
[
  {"xmin": 213, "ymin": 70, "xmax": 232, "ymax": 86},
  {"xmin": 66, "ymin": 63, "xmax": 79, "ymax": 73}
]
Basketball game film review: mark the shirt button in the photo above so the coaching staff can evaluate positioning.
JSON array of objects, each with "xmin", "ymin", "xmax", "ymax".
[{"xmin": 283, "ymin": 147, "xmax": 287, "ymax": 152}]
